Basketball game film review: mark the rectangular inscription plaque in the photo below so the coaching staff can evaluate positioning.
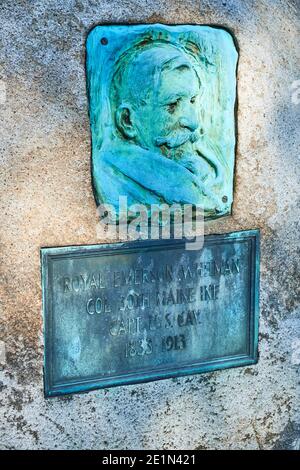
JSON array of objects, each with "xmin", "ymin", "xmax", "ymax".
[{"xmin": 41, "ymin": 230, "xmax": 259, "ymax": 397}]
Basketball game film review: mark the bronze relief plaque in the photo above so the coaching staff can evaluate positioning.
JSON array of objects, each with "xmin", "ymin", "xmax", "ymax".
[{"xmin": 86, "ymin": 24, "xmax": 238, "ymax": 220}]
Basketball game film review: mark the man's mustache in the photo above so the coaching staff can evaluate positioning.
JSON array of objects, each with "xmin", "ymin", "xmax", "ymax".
[{"xmin": 155, "ymin": 129, "xmax": 200, "ymax": 148}]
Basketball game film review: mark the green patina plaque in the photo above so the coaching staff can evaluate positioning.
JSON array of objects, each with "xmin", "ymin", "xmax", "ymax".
[
  {"xmin": 86, "ymin": 24, "xmax": 238, "ymax": 219},
  {"xmin": 42, "ymin": 230, "xmax": 259, "ymax": 397}
]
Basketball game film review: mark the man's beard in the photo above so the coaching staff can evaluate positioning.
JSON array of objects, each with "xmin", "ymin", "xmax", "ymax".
[
  {"xmin": 155, "ymin": 128, "xmax": 219, "ymax": 185},
  {"xmin": 155, "ymin": 128, "xmax": 202, "ymax": 168}
]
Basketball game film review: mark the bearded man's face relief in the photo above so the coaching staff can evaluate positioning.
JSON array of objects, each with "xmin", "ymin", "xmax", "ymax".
[
  {"xmin": 133, "ymin": 63, "xmax": 200, "ymax": 156},
  {"xmin": 86, "ymin": 25, "xmax": 238, "ymax": 218}
]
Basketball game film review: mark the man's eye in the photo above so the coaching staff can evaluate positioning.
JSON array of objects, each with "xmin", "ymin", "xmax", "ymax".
[
  {"xmin": 167, "ymin": 100, "xmax": 179, "ymax": 113},
  {"xmin": 190, "ymin": 96, "xmax": 197, "ymax": 104}
]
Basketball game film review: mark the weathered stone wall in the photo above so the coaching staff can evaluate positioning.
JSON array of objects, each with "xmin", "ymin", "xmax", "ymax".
[{"xmin": 0, "ymin": 0, "xmax": 299, "ymax": 450}]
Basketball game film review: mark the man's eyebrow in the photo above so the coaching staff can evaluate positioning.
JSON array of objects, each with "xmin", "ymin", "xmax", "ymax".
[
  {"xmin": 160, "ymin": 91, "xmax": 199, "ymax": 104},
  {"xmin": 160, "ymin": 93, "xmax": 183, "ymax": 104}
]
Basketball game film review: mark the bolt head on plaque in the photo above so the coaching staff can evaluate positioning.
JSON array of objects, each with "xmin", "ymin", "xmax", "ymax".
[{"xmin": 86, "ymin": 24, "xmax": 238, "ymax": 220}]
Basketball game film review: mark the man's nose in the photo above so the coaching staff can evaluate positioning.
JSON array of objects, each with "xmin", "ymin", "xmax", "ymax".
[{"xmin": 179, "ymin": 107, "xmax": 198, "ymax": 132}]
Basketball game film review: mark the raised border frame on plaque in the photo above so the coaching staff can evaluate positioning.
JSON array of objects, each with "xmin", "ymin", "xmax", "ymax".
[{"xmin": 41, "ymin": 230, "xmax": 259, "ymax": 397}]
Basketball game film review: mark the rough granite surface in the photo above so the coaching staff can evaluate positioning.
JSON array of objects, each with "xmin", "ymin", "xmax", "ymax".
[{"xmin": 0, "ymin": 0, "xmax": 299, "ymax": 450}]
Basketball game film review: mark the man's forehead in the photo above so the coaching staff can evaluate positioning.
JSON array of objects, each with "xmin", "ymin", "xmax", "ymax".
[
  {"xmin": 157, "ymin": 66, "xmax": 200, "ymax": 99},
  {"xmin": 118, "ymin": 44, "xmax": 200, "ymax": 105}
]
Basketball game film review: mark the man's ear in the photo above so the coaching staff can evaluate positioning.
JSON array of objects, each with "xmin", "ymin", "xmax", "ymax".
[{"xmin": 115, "ymin": 105, "xmax": 136, "ymax": 139}]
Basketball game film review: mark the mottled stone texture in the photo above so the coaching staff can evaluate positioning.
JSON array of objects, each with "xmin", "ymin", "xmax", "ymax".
[{"xmin": 0, "ymin": 0, "xmax": 299, "ymax": 450}]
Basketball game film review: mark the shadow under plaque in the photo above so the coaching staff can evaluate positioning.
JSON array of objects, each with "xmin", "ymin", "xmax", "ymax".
[
  {"xmin": 41, "ymin": 230, "xmax": 259, "ymax": 397},
  {"xmin": 86, "ymin": 24, "xmax": 238, "ymax": 220}
]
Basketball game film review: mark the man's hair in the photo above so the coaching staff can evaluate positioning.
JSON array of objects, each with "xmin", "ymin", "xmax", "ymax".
[{"xmin": 110, "ymin": 41, "xmax": 201, "ymax": 111}]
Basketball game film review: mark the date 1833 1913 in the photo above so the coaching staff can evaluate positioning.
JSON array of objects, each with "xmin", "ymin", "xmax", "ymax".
[{"xmin": 125, "ymin": 334, "xmax": 186, "ymax": 358}]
